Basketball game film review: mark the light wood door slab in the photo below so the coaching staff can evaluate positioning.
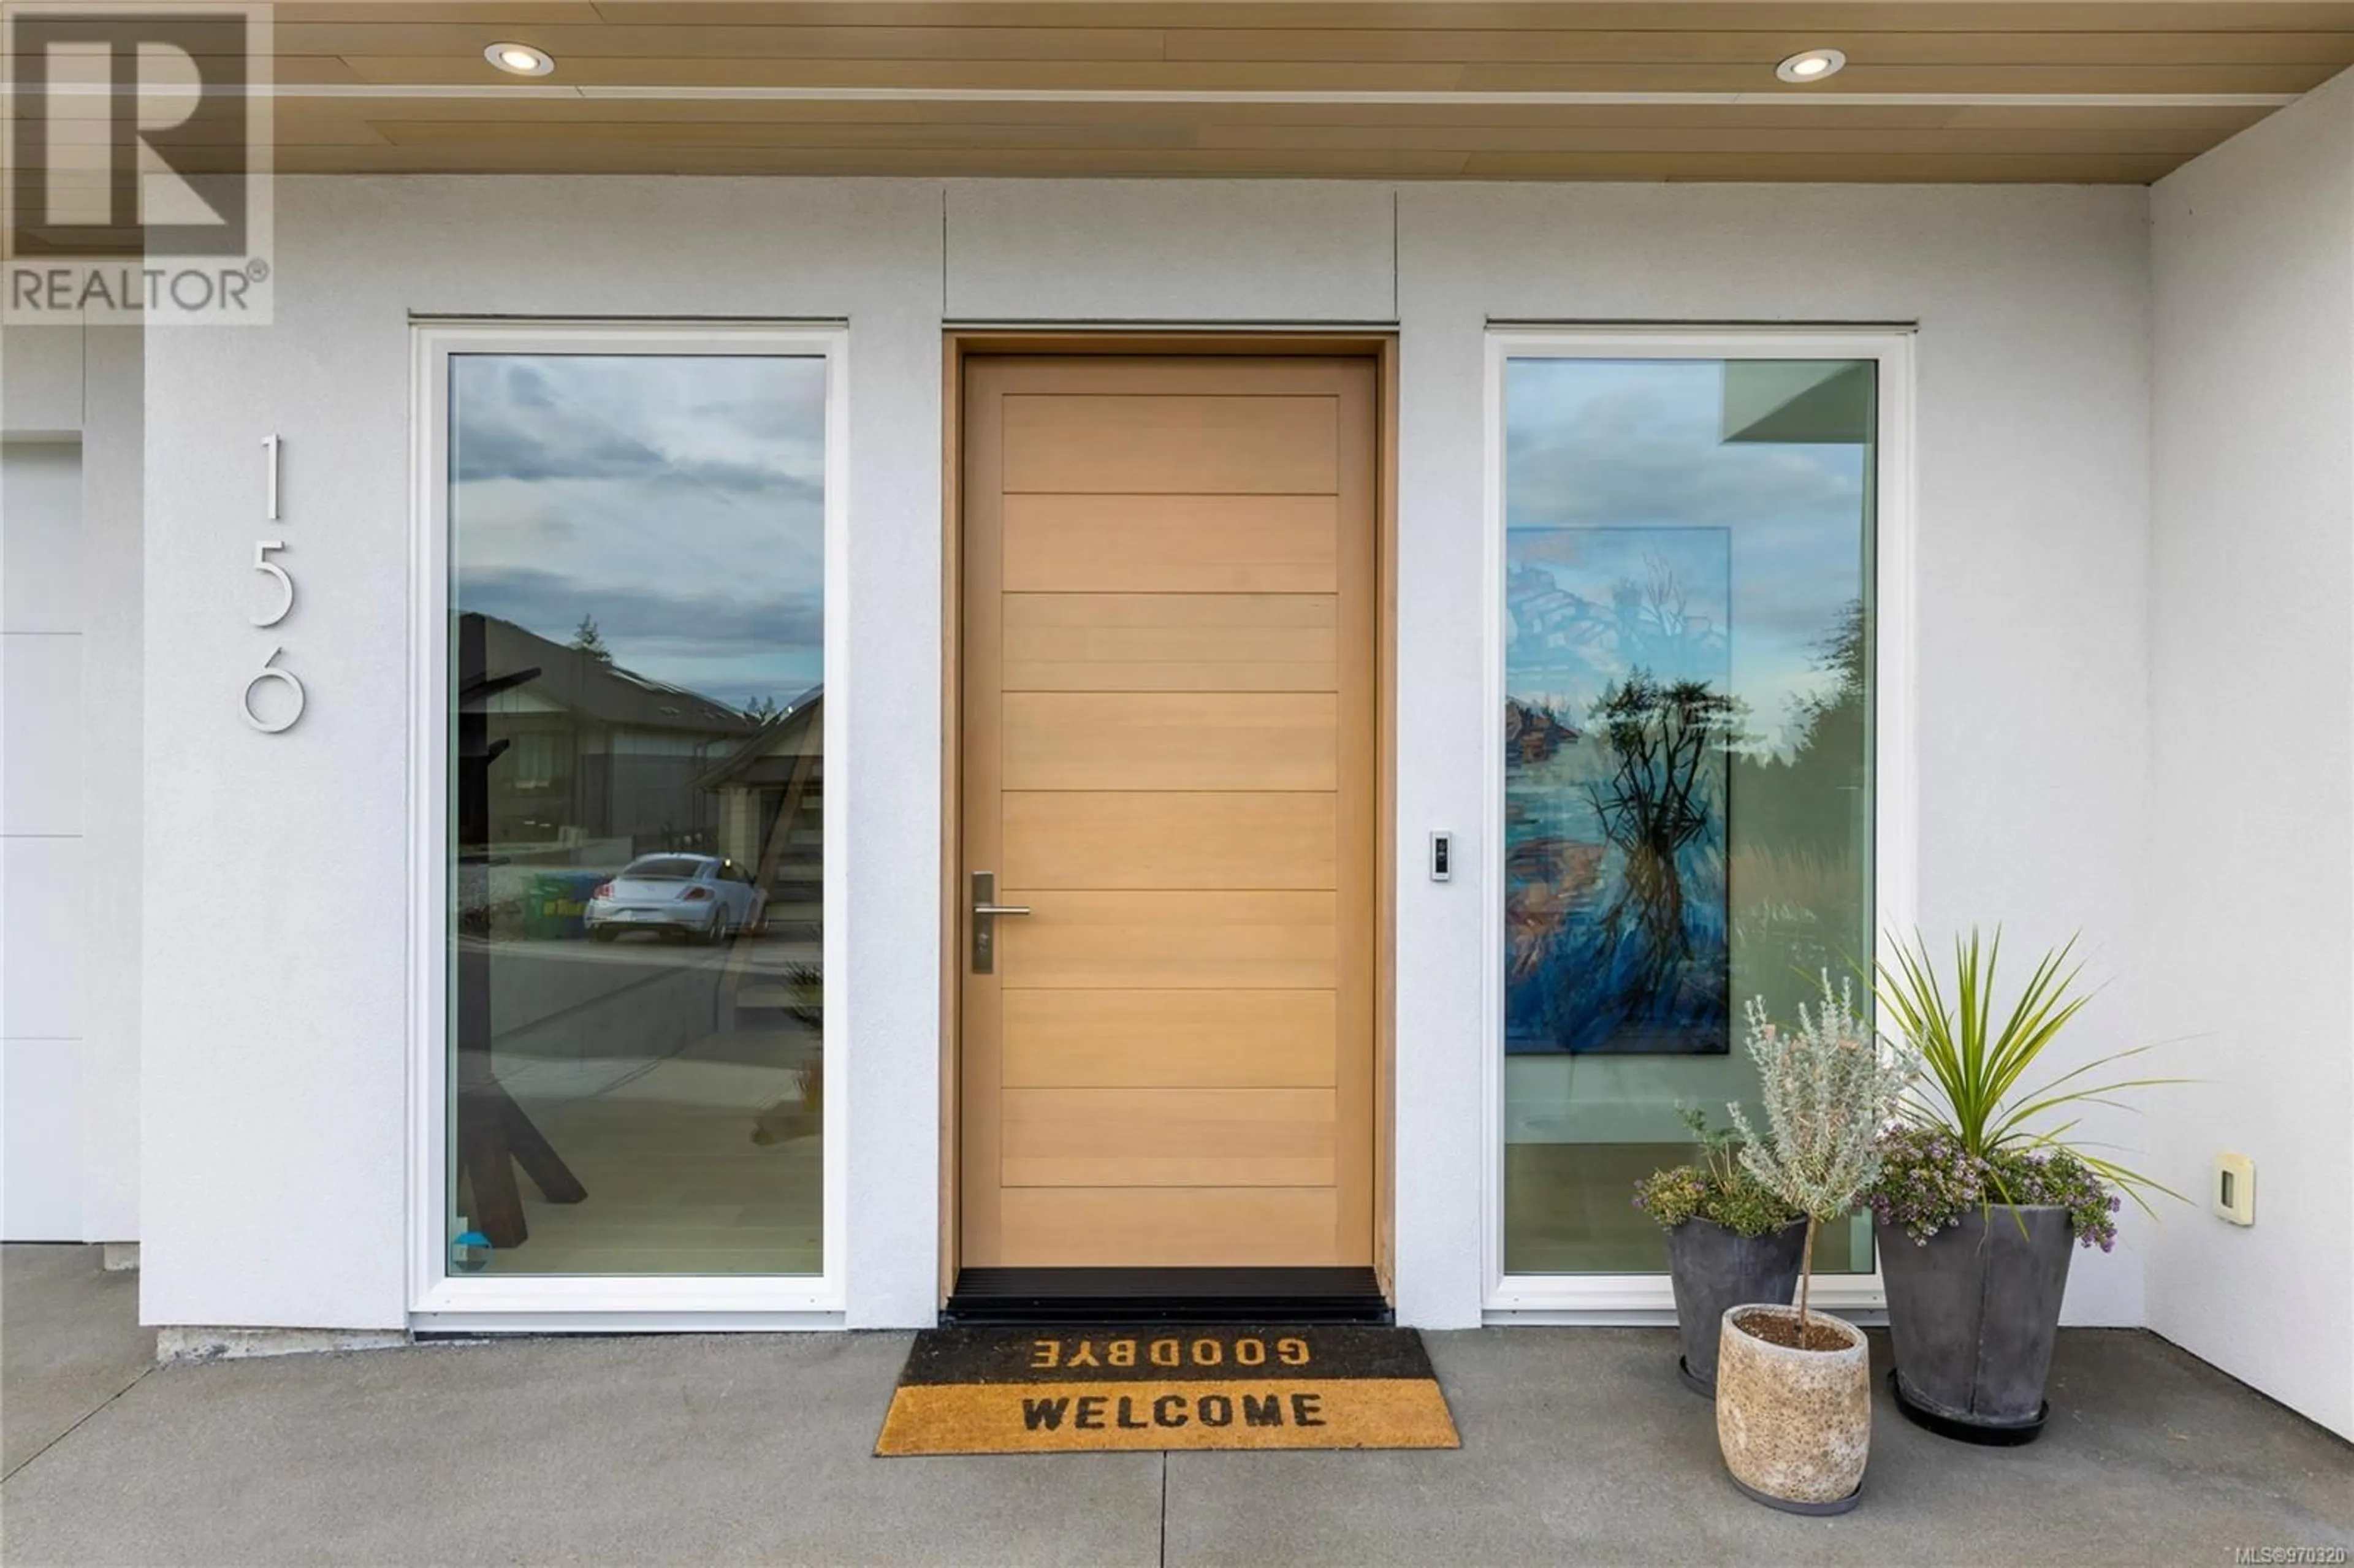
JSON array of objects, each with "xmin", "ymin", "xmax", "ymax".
[{"xmin": 961, "ymin": 354, "xmax": 1376, "ymax": 1270}]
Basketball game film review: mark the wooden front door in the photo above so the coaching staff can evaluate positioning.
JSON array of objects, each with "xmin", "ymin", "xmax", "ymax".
[{"xmin": 959, "ymin": 355, "xmax": 1376, "ymax": 1271}]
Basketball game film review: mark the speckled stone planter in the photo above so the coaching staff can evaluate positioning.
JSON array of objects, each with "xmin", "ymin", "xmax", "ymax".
[{"xmin": 1715, "ymin": 1304, "xmax": 1871, "ymax": 1514}]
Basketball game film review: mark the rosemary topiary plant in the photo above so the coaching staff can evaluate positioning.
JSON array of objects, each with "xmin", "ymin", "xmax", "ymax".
[{"xmin": 1727, "ymin": 974, "xmax": 1920, "ymax": 1336}]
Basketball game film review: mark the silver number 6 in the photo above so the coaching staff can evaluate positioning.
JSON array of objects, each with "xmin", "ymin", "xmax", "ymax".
[
  {"xmin": 242, "ymin": 646, "xmax": 305, "ymax": 733},
  {"xmin": 250, "ymin": 539, "xmax": 294, "ymax": 627}
]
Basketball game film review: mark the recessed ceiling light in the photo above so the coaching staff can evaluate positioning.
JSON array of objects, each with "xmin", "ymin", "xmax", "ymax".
[
  {"xmin": 1776, "ymin": 48, "xmax": 1846, "ymax": 84},
  {"xmin": 485, "ymin": 42, "xmax": 554, "ymax": 77}
]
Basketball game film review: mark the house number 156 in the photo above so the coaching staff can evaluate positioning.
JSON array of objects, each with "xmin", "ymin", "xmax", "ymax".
[{"xmin": 243, "ymin": 434, "xmax": 305, "ymax": 733}]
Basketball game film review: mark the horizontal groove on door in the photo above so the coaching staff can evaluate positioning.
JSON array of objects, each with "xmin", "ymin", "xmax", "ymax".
[
  {"xmin": 1001, "ymin": 1087, "xmax": 1338, "ymax": 1188},
  {"xmin": 999, "ymin": 890, "xmax": 1338, "ymax": 989},
  {"xmin": 1004, "ymin": 394, "xmax": 1339, "ymax": 493},
  {"xmin": 1002, "ymin": 691, "xmax": 1339, "ymax": 791},
  {"xmin": 1003, "ymin": 792, "xmax": 1338, "ymax": 889},
  {"xmin": 1002, "ymin": 991, "xmax": 1339, "ymax": 1088},
  {"xmin": 1004, "ymin": 591, "xmax": 1339, "ymax": 691},
  {"xmin": 1002, "ymin": 495, "xmax": 1341, "ymax": 593},
  {"xmin": 997, "ymin": 1187, "xmax": 1344, "ymax": 1268}
]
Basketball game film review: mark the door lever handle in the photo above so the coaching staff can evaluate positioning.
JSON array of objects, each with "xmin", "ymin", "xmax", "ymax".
[{"xmin": 970, "ymin": 872, "xmax": 1027, "ymax": 973}]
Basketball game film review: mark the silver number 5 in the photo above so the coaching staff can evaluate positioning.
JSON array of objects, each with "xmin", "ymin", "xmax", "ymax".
[
  {"xmin": 242, "ymin": 646, "xmax": 305, "ymax": 733},
  {"xmin": 250, "ymin": 539, "xmax": 293, "ymax": 627}
]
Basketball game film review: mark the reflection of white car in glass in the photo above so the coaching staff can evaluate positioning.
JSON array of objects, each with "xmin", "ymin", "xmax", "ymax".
[{"xmin": 585, "ymin": 854, "xmax": 766, "ymax": 944}]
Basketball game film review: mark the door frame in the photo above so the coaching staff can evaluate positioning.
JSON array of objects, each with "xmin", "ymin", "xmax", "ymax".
[{"xmin": 939, "ymin": 330, "xmax": 1400, "ymax": 1306}]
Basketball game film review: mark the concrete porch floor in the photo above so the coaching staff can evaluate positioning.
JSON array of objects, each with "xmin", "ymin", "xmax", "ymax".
[{"xmin": 4, "ymin": 1247, "xmax": 2347, "ymax": 1567}]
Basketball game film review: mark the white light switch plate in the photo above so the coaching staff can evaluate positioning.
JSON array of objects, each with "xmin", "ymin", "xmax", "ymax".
[{"xmin": 2213, "ymin": 1152, "xmax": 2255, "ymax": 1225}]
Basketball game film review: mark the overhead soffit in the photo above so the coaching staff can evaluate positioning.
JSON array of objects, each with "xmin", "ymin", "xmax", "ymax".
[{"xmin": 61, "ymin": 3, "xmax": 2354, "ymax": 181}]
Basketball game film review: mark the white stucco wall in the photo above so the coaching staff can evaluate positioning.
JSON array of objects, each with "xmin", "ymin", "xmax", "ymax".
[
  {"xmin": 143, "ymin": 175, "xmax": 2155, "ymax": 1333},
  {"xmin": 1394, "ymin": 184, "xmax": 2155, "ymax": 1329},
  {"xmin": 141, "ymin": 181, "xmax": 947, "ymax": 1329},
  {"xmin": 2149, "ymin": 70, "xmax": 2354, "ymax": 1439}
]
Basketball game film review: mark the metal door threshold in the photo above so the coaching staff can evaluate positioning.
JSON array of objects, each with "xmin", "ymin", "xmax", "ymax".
[{"xmin": 943, "ymin": 1268, "xmax": 1390, "ymax": 1326}]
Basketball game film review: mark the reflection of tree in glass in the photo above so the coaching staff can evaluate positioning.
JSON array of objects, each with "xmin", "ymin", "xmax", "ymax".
[
  {"xmin": 1787, "ymin": 598, "xmax": 1865, "ymax": 759},
  {"xmin": 1615, "ymin": 555, "xmax": 1688, "ymax": 652},
  {"xmin": 1585, "ymin": 672, "xmax": 1743, "ymax": 1002},
  {"xmin": 1731, "ymin": 598, "xmax": 1868, "ymax": 997},
  {"xmin": 568, "ymin": 613, "xmax": 614, "ymax": 665},
  {"xmin": 1610, "ymin": 555, "xmax": 1724, "ymax": 676},
  {"xmin": 1734, "ymin": 596, "xmax": 1867, "ymax": 863}
]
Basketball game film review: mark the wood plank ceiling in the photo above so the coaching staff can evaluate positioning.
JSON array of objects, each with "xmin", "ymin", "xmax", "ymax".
[{"xmin": 239, "ymin": 2, "xmax": 2354, "ymax": 181}]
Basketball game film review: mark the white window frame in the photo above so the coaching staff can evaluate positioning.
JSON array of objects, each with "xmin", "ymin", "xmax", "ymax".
[
  {"xmin": 406, "ymin": 321, "xmax": 850, "ymax": 1327},
  {"xmin": 1479, "ymin": 326, "xmax": 1916, "ymax": 1319}
]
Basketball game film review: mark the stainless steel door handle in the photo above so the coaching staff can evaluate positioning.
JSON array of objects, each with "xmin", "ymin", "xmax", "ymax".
[{"xmin": 970, "ymin": 872, "xmax": 1028, "ymax": 973}]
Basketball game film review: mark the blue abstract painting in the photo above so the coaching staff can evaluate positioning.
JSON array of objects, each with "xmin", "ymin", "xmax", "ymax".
[{"xmin": 1504, "ymin": 525, "xmax": 1734, "ymax": 1054}]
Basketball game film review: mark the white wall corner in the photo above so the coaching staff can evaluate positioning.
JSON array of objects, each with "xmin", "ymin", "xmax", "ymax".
[{"xmin": 2147, "ymin": 64, "xmax": 2354, "ymax": 1441}]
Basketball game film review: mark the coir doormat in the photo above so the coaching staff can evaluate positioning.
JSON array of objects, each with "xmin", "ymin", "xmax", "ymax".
[{"xmin": 875, "ymin": 1325, "xmax": 1459, "ymax": 1455}]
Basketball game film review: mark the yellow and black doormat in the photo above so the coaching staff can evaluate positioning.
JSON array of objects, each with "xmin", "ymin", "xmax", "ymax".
[{"xmin": 876, "ymin": 1325, "xmax": 1459, "ymax": 1455}]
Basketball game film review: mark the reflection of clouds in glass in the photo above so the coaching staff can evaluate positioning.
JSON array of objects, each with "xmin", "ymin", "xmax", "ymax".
[
  {"xmin": 460, "ymin": 566, "xmax": 824, "ymax": 695},
  {"xmin": 451, "ymin": 354, "xmax": 825, "ymax": 706},
  {"xmin": 1506, "ymin": 358, "xmax": 1867, "ymax": 750}
]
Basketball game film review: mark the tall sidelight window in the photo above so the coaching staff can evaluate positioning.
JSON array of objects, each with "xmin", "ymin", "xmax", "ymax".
[
  {"xmin": 443, "ymin": 341, "xmax": 830, "ymax": 1279},
  {"xmin": 1499, "ymin": 346, "xmax": 1880, "ymax": 1278}
]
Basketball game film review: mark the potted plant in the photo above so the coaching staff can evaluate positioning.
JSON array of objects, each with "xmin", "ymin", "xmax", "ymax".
[
  {"xmin": 1869, "ymin": 929, "xmax": 2176, "ymax": 1444},
  {"xmin": 1715, "ymin": 976, "xmax": 1919, "ymax": 1515},
  {"xmin": 1633, "ymin": 1107, "xmax": 1805, "ymax": 1397}
]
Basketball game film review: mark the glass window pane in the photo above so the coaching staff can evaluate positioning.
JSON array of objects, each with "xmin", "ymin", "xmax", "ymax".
[
  {"xmin": 1501, "ymin": 355, "xmax": 1876, "ymax": 1276},
  {"xmin": 446, "ymin": 351, "xmax": 826, "ymax": 1278}
]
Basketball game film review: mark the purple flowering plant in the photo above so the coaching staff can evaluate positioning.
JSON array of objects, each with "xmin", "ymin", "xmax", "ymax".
[
  {"xmin": 1868, "ymin": 929, "xmax": 2182, "ymax": 1246},
  {"xmin": 1869, "ymin": 1125, "xmax": 2124, "ymax": 1252}
]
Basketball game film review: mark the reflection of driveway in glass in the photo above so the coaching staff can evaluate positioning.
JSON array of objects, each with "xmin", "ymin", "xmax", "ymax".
[
  {"xmin": 470, "ymin": 928, "xmax": 813, "ymax": 1081},
  {"xmin": 481, "ymin": 1019, "xmax": 826, "ymax": 1277}
]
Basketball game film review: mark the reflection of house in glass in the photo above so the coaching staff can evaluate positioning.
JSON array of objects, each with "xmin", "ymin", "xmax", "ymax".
[
  {"xmin": 463, "ymin": 611, "xmax": 760, "ymax": 862},
  {"xmin": 695, "ymin": 684, "xmax": 825, "ymax": 962},
  {"xmin": 459, "ymin": 611, "xmax": 826, "ymax": 953}
]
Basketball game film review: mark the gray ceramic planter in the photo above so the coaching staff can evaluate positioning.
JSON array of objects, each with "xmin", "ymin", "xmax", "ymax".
[
  {"xmin": 1664, "ymin": 1218, "xmax": 1807, "ymax": 1396},
  {"xmin": 1877, "ymin": 1206, "xmax": 2075, "ymax": 1442}
]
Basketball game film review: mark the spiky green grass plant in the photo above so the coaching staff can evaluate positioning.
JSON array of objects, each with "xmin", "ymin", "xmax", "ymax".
[{"xmin": 1873, "ymin": 929, "xmax": 2181, "ymax": 1222}]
